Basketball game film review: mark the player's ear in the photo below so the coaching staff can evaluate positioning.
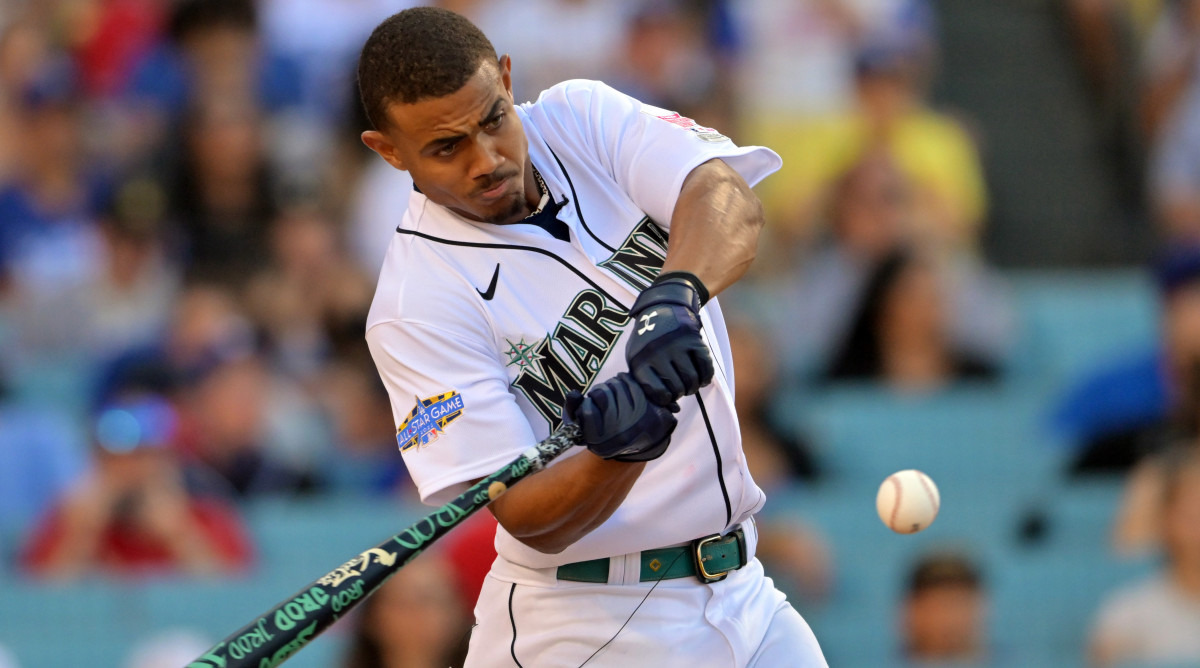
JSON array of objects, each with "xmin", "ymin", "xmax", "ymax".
[
  {"xmin": 361, "ymin": 130, "xmax": 408, "ymax": 172},
  {"xmin": 498, "ymin": 54, "xmax": 513, "ymax": 100}
]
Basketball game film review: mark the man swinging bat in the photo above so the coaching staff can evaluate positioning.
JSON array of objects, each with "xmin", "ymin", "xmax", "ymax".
[{"xmin": 358, "ymin": 7, "xmax": 827, "ymax": 667}]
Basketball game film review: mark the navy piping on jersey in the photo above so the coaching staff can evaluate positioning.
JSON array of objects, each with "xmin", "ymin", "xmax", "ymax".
[
  {"xmin": 544, "ymin": 144, "xmax": 618, "ymax": 254},
  {"xmin": 395, "ymin": 228, "xmax": 630, "ymax": 308},
  {"xmin": 695, "ymin": 393, "xmax": 733, "ymax": 527},
  {"xmin": 394, "ymin": 227, "xmax": 734, "ymax": 530},
  {"xmin": 508, "ymin": 583, "xmax": 524, "ymax": 667}
]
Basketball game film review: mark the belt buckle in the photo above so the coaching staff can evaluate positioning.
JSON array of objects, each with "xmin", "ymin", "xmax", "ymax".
[{"xmin": 692, "ymin": 533, "xmax": 731, "ymax": 584}]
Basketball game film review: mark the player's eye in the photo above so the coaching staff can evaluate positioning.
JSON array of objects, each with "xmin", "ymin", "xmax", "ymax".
[
  {"xmin": 484, "ymin": 113, "xmax": 504, "ymax": 131},
  {"xmin": 435, "ymin": 142, "xmax": 457, "ymax": 157}
]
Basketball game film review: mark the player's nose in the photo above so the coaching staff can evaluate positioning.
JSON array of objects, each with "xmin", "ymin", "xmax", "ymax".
[{"xmin": 468, "ymin": 134, "xmax": 504, "ymax": 180}]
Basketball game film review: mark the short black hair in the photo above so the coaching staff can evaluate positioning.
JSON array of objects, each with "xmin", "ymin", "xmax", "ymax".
[
  {"xmin": 357, "ymin": 7, "xmax": 498, "ymax": 131},
  {"xmin": 168, "ymin": 0, "xmax": 257, "ymax": 44},
  {"xmin": 907, "ymin": 551, "xmax": 983, "ymax": 595}
]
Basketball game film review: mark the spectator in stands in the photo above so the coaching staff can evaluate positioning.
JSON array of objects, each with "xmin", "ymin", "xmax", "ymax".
[
  {"xmin": 749, "ymin": 18, "xmax": 987, "ymax": 260},
  {"xmin": 733, "ymin": 0, "xmax": 933, "ymax": 119},
  {"xmin": 176, "ymin": 353, "xmax": 321, "ymax": 499},
  {"xmin": 317, "ymin": 358, "xmax": 409, "ymax": 497},
  {"xmin": 170, "ymin": 95, "xmax": 276, "ymax": 286},
  {"xmin": 258, "ymin": 0, "xmax": 417, "ymax": 124},
  {"xmin": 1149, "ymin": 72, "xmax": 1200, "ymax": 242},
  {"xmin": 124, "ymin": 0, "xmax": 302, "ymax": 122},
  {"xmin": 92, "ymin": 283, "xmax": 255, "ymax": 409},
  {"xmin": 75, "ymin": 177, "xmax": 180, "ymax": 359},
  {"xmin": 901, "ymin": 550, "xmax": 992, "ymax": 666},
  {"xmin": 0, "ymin": 14, "xmax": 51, "ymax": 185},
  {"xmin": 1138, "ymin": 0, "xmax": 1200, "ymax": 143},
  {"xmin": 20, "ymin": 394, "xmax": 253, "ymax": 579},
  {"xmin": 0, "ymin": 56, "xmax": 110, "ymax": 335},
  {"xmin": 607, "ymin": 2, "xmax": 730, "ymax": 129},
  {"xmin": 757, "ymin": 147, "xmax": 1012, "ymax": 380},
  {"xmin": 1114, "ymin": 438, "xmax": 1200, "ymax": 557},
  {"xmin": 244, "ymin": 206, "xmax": 374, "ymax": 379},
  {"xmin": 342, "ymin": 550, "xmax": 472, "ymax": 668},
  {"xmin": 822, "ymin": 249, "xmax": 999, "ymax": 392},
  {"xmin": 67, "ymin": 0, "xmax": 166, "ymax": 101},
  {"xmin": 1053, "ymin": 245, "xmax": 1200, "ymax": 474},
  {"xmin": 1089, "ymin": 450, "xmax": 1200, "ymax": 666},
  {"xmin": 467, "ymin": 0, "xmax": 629, "ymax": 103}
]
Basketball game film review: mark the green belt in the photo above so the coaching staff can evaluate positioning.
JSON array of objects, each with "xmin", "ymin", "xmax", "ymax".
[{"xmin": 557, "ymin": 527, "xmax": 747, "ymax": 585}]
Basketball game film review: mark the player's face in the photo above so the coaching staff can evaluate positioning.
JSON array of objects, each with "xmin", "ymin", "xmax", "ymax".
[{"xmin": 362, "ymin": 57, "xmax": 536, "ymax": 225}]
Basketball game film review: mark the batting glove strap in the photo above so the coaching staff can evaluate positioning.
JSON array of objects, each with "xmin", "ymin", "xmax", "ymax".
[
  {"xmin": 564, "ymin": 373, "xmax": 678, "ymax": 461},
  {"xmin": 625, "ymin": 275, "xmax": 715, "ymax": 406},
  {"xmin": 653, "ymin": 271, "xmax": 710, "ymax": 307}
]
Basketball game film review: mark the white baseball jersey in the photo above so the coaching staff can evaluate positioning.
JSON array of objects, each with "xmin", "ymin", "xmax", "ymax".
[{"xmin": 365, "ymin": 79, "xmax": 782, "ymax": 570}]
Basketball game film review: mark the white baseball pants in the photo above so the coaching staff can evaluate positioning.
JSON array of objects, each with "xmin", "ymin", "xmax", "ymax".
[{"xmin": 464, "ymin": 557, "xmax": 828, "ymax": 667}]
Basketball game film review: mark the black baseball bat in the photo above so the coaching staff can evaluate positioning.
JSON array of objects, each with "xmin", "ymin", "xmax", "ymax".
[{"xmin": 188, "ymin": 422, "xmax": 581, "ymax": 668}]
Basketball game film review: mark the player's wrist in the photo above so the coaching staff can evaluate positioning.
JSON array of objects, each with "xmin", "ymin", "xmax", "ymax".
[{"xmin": 651, "ymin": 271, "xmax": 709, "ymax": 308}]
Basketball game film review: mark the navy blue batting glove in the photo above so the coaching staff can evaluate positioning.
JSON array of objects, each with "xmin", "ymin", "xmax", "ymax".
[
  {"xmin": 625, "ymin": 272, "xmax": 715, "ymax": 406},
  {"xmin": 564, "ymin": 373, "xmax": 679, "ymax": 462}
]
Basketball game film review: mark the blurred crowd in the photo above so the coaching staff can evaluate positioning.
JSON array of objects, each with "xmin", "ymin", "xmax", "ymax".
[{"xmin": 6, "ymin": 0, "xmax": 1200, "ymax": 666}]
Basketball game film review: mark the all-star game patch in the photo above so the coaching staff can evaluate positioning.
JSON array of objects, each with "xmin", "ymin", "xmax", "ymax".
[
  {"xmin": 642, "ymin": 107, "xmax": 728, "ymax": 143},
  {"xmin": 396, "ymin": 390, "xmax": 466, "ymax": 452}
]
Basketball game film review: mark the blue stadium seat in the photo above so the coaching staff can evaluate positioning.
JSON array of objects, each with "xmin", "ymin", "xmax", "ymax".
[{"xmin": 1005, "ymin": 271, "xmax": 1159, "ymax": 387}]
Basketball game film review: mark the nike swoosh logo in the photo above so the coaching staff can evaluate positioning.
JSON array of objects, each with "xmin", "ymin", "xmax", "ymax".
[{"xmin": 477, "ymin": 263, "xmax": 500, "ymax": 300}]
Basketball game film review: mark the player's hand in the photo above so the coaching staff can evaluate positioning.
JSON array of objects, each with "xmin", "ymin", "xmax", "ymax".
[
  {"xmin": 564, "ymin": 373, "xmax": 678, "ymax": 462},
  {"xmin": 625, "ymin": 272, "xmax": 714, "ymax": 405}
]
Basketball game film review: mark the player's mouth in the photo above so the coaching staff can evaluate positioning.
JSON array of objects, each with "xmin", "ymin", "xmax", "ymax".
[{"xmin": 477, "ymin": 177, "xmax": 513, "ymax": 202}]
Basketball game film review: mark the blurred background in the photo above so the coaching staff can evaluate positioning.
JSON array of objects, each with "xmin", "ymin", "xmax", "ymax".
[{"xmin": 1, "ymin": 0, "xmax": 1199, "ymax": 666}]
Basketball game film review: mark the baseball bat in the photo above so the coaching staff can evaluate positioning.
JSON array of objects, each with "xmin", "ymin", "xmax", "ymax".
[{"xmin": 187, "ymin": 422, "xmax": 581, "ymax": 668}]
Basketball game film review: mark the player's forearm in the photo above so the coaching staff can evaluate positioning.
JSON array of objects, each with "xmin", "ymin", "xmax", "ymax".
[
  {"xmin": 488, "ymin": 452, "xmax": 645, "ymax": 554},
  {"xmin": 662, "ymin": 158, "xmax": 765, "ymax": 297}
]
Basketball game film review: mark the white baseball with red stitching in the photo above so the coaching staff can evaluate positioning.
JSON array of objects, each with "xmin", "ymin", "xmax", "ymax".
[{"xmin": 876, "ymin": 469, "xmax": 940, "ymax": 534}]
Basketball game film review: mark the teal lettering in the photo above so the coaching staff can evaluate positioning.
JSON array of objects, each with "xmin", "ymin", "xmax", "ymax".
[
  {"xmin": 510, "ymin": 289, "xmax": 629, "ymax": 428},
  {"xmin": 310, "ymin": 587, "xmax": 329, "ymax": 606},
  {"xmin": 434, "ymin": 502, "xmax": 468, "ymax": 528},
  {"xmin": 330, "ymin": 580, "xmax": 366, "ymax": 613},
  {"xmin": 274, "ymin": 608, "xmax": 295, "ymax": 631},
  {"xmin": 598, "ymin": 217, "xmax": 668, "ymax": 290},
  {"xmin": 564, "ymin": 291, "xmax": 628, "ymax": 346},
  {"xmin": 226, "ymin": 619, "xmax": 273, "ymax": 659},
  {"xmin": 555, "ymin": 323, "xmax": 609, "ymax": 376},
  {"xmin": 395, "ymin": 519, "xmax": 436, "ymax": 550},
  {"xmin": 284, "ymin": 602, "xmax": 304, "ymax": 621},
  {"xmin": 294, "ymin": 593, "xmax": 319, "ymax": 613},
  {"xmin": 257, "ymin": 622, "xmax": 319, "ymax": 668}
]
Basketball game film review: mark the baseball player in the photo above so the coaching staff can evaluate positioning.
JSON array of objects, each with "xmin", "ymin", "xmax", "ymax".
[{"xmin": 358, "ymin": 8, "xmax": 827, "ymax": 667}]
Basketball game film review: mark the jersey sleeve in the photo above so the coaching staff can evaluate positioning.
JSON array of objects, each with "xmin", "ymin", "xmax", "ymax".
[
  {"xmin": 366, "ymin": 318, "xmax": 541, "ymax": 506},
  {"xmin": 536, "ymin": 80, "xmax": 782, "ymax": 230}
]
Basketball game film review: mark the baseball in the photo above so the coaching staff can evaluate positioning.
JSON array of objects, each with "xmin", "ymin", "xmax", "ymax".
[{"xmin": 876, "ymin": 470, "xmax": 940, "ymax": 534}]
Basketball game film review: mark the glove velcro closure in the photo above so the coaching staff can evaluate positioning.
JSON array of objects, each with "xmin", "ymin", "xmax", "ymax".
[
  {"xmin": 652, "ymin": 271, "xmax": 709, "ymax": 307},
  {"xmin": 632, "ymin": 276, "xmax": 704, "ymax": 315}
]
